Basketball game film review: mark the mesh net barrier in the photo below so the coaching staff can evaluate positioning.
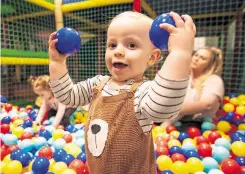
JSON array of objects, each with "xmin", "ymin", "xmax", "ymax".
[{"xmin": 1, "ymin": 0, "xmax": 244, "ymax": 106}]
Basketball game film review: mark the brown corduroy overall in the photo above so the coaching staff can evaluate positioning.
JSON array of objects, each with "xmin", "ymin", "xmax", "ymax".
[{"xmin": 85, "ymin": 78, "xmax": 156, "ymax": 174}]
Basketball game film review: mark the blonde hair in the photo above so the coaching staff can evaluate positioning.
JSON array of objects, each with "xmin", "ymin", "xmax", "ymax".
[
  {"xmin": 195, "ymin": 46, "xmax": 223, "ymax": 95},
  {"xmin": 28, "ymin": 75, "xmax": 51, "ymax": 92}
]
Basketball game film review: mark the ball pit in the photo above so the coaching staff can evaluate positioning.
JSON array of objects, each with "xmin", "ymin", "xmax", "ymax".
[{"xmin": 1, "ymin": 93, "xmax": 245, "ymax": 174}]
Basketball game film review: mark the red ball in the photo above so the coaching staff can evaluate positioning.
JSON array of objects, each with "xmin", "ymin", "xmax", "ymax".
[
  {"xmin": 38, "ymin": 146, "xmax": 53, "ymax": 159},
  {"xmin": 233, "ymin": 114, "xmax": 243, "ymax": 121},
  {"xmin": 20, "ymin": 132, "xmax": 33, "ymax": 140},
  {"xmin": 80, "ymin": 165, "xmax": 90, "ymax": 174},
  {"xmin": 155, "ymin": 146, "xmax": 169, "ymax": 156},
  {"xmin": 187, "ymin": 126, "xmax": 201, "ymax": 139},
  {"xmin": 63, "ymin": 134, "xmax": 73, "ymax": 143},
  {"xmin": 7, "ymin": 145, "xmax": 19, "ymax": 154},
  {"xmin": 208, "ymin": 131, "xmax": 222, "ymax": 144},
  {"xmin": 197, "ymin": 143, "xmax": 212, "ymax": 158},
  {"xmin": 171, "ymin": 153, "xmax": 186, "ymax": 162},
  {"xmin": 166, "ymin": 125, "xmax": 177, "ymax": 134},
  {"xmin": 155, "ymin": 136, "xmax": 168, "ymax": 148},
  {"xmin": 5, "ymin": 103, "xmax": 12, "ymax": 112},
  {"xmin": 0, "ymin": 124, "xmax": 10, "ymax": 134},
  {"xmin": 241, "ymin": 166, "xmax": 245, "ymax": 173},
  {"xmin": 68, "ymin": 159, "xmax": 85, "ymax": 173},
  {"xmin": 220, "ymin": 159, "xmax": 241, "ymax": 174},
  {"xmin": 195, "ymin": 136, "xmax": 209, "ymax": 145},
  {"xmin": 1, "ymin": 146, "xmax": 8, "ymax": 160}
]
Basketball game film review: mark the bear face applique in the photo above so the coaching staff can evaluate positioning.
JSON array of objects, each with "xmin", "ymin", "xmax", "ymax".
[{"xmin": 87, "ymin": 119, "xmax": 108, "ymax": 157}]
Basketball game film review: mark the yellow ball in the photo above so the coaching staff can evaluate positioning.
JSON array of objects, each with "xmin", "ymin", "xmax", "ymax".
[
  {"xmin": 186, "ymin": 157, "xmax": 204, "ymax": 174},
  {"xmin": 156, "ymin": 155, "xmax": 173, "ymax": 171},
  {"xmin": 12, "ymin": 127, "xmax": 24, "ymax": 138},
  {"xmin": 64, "ymin": 143, "xmax": 82, "ymax": 158},
  {"xmin": 4, "ymin": 160, "xmax": 22, "ymax": 174},
  {"xmin": 231, "ymin": 141, "xmax": 245, "ymax": 157},
  {"xmin": 238, "ymin": 100, "xmax": 245, "ymax": 106},
  {"xmin": 217, "ymin": 121, "xmax": 231, "ymax": 133},
  {"xmin": 3, "ymin": 154, "xmax": 11, "ymax": 163},
  {"xmin": 0, "ymin": 161, "xmax": 8, "ymax": 173},
  {"xmin": 168, "ymin": 139, "xmax": 181, "ymax": 148},
  {"xmin": 224, "ymin": 96, "xmax": 230, "ymax": 100},
  {"xmin": 52, "ymin": 129, "xmax": 64, "ymax": 140},
  {"xmin": 62, "ymin": 169, "xmax": 77, "ymax": 174},
  {"xmin": 223, "ymin": 103, "xmax": 235, "ymax": 112},
  {"xmin": 236, "ymin": 105, "xmax": 245, "ymax": 115},
  {"xmin": 170, "ymin": 130, "xmax": 180, "ymax": 138},
  {"xmin": 203, "ymin": 130, "xmax": 211, "ymax": 138},
  {"xmin": 28, "ymin": 160, "xmax": 34, "ymax": 172},
  {"xmin": 75, "ymin": 112, "xmax": 83, "ymax": 119},
  {"xmin": 48, "ymin": 158, "xmax": 56, "ymax": 172},
  {"xmin": 238, "ymin": 123, "xmax": 245, "ymax": 130},
  {"xmin": 238, "ymin": 94, "xmax": 245, "ymax": 101},
  {"xmin": 26, "ymin": 105, "xmax": 33, "ymax": 109},
  {"xmin": 52, "ymin": 162, "xmax": 68, "ymax": 174},
  {"xmin": 183, "ymin": 138, "xmax": 196, "ymax": 146},
  {"xmin": 170, "ymin": 161, "xmax": 189, "ymax": 174},
  {"xmin": 153, "ymin": 126, "xmax": 165, "ymax": 135},
  {"xmin": 230, "ymin": 98, "xmax": 239, "ymax": 105},
  {"xmin": 13, "ymin": 119, "xmax": 24, "ymax": 127}
]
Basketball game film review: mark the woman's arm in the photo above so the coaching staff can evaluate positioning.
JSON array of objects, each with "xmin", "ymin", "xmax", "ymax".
[
  {"xmin": 179, "ymin": 94, "xmax": 220, "ymax": 115},
  {"xmin": 52, "ymin": 102, "xmax": 66, "ymax": 128}
]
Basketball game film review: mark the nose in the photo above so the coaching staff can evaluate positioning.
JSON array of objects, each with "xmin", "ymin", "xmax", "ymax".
[
  {"xmin": 114, "ymin": 44, "xmax": 124, "ymax": 57},
  {"xmin": 91, "ymin": 124, "xmax": 101, "ymax": 134}
]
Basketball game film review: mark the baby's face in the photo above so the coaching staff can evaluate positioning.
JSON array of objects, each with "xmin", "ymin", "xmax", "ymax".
[{"xmin": 105, "ymin": 12, "xmax": 156, "ymax": 82}]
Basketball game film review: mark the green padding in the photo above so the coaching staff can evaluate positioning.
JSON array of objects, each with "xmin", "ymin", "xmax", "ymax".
[
  {"xmin": 1, "ymin": 5, "xmax": 16, "ymax": 15},
  {"xmin": 1, "ymin": 48, "xmax": 48, "ymax": 58},
  {"xmin": 9, "ymin": 99, "xmax": 35, "ymax": 108}
]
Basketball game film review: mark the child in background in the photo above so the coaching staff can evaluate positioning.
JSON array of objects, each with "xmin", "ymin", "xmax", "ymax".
[
  {"xmin": 48, "ymin": 11, "xmax": 196, "ymax": 173},
  {"xmin": 161, "ymin": 46, "xmax": 224, "ymax": 129},
  {"xmin": 28, "ymin": 75, "xmax": 76, "ymax": 128}
]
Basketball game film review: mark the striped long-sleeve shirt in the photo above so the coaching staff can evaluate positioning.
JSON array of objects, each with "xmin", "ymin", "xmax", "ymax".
[{"xmin": 49, "ymin": 72, "xmax": 188, "ymax": 133}]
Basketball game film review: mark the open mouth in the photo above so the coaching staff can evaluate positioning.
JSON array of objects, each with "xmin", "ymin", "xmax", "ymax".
[{"xmin": 112, "ymin": 63, "xmax": 128, "ymax": 69}]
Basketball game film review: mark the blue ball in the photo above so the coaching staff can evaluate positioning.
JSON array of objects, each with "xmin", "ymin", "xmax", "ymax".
[
  {"xmin": 55, "ymin": 27, "xmax": 81, "ymax": 54},
  {"xmin": 53, "ymin": 149, "xmax": 67, "ymax": 162},
  {"xmin": 61, "ymin": 154, "xmax": 75, "ymax": 165},
  {"xmin": 0, "ymin": 96, "xmax": 7, "ymax": 103},
  {"xmin": 149, "ymin": 13, "xmax": 176, "ymax": 50},
  {"xmin": 161, "ymin": 170, "xmax": 174, "ymax": 174},
  {"xmin": 1, "ymin": 116, "xmax": 11, "ymax": 124},
  {"xmin": 235, "ymin": 157, "xmax": 245, "ymax": 166},
  {"xmin": 169, "ymin": 146, "xmax": 182, "ymax": 156},
  {"xmin": 184, "ymin": 150, "xmax": 200, "ymax": 159},
  {"xmin": 77, "ymin": 152, "xmax": 86, "ymax": 163},
  {"xmin": 39, "ymin": 130, "xmax": 52, "ymax": 141},
  {"xmin": 10, "ymin": 149, "xmax": 23, "ymax": 160},
  {"xmin": 15, "ymin": 152, "xmax": 32, "ymax": 167},
  {"xmin": 178, "ymin": 132, "xmax": 189, "ymax": 142},
  {"xmin": 229, "ymin": 93, "xmax": 238, "ymax": 98},
  {"xmin": 32, "ymin": 157, "xmax": 50, "ymax": 174},
  {"xmin": 24, "ymin": 119, "xmax": 33, "ymax": 128}
]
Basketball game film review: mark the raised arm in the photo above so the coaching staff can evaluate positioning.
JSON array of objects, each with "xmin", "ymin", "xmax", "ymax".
[{"xmin": 139, "ymin": 12, "xmax": 196, "ymax": 122}]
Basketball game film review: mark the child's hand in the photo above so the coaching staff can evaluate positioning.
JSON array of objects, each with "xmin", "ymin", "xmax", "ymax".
[
  {"xmin": 48, "ymin": 32, "xmax": 70, "ymax": 63},
  {"xmin": 33, "ymin": 120, "xmax": 41, "ymax": 126},
  {"xmin": 160, "ymin": 12, "xmax": 196, "ymax": 55}
]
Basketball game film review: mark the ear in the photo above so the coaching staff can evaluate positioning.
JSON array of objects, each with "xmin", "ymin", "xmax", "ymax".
[{"xmin": 147, "ymin": 49, "xmax": 161, "ymax": 66}]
